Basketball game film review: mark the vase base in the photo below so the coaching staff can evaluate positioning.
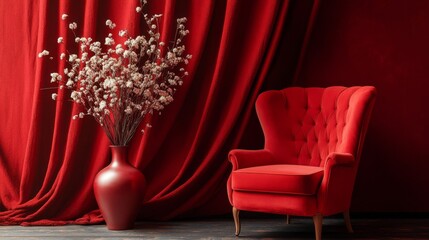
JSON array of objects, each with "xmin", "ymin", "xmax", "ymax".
[{"xmin": 106, "ymin": 223, "xmax": 135, "ymax": 230}]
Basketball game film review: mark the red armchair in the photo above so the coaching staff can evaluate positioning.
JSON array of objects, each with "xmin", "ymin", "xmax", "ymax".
[{"xmin": 227, "ymin": 86, "xmax": 376, "ymax": 239}]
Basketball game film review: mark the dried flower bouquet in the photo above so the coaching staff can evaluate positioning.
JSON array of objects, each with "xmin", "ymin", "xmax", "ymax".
[{"xmin": 39, "ymin": 0, "xmax": 191, "ymax": 146}]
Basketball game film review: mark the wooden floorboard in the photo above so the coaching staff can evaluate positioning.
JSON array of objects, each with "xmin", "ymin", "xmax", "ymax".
[{"xmin": 0, "ymin": 217, "xmax": 428, "ymax": 239}]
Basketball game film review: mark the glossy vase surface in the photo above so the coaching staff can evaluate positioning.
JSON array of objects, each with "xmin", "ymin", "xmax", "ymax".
[{"xmin": 93, "ymin": 146, "xmax": 146, "ymax": 230}]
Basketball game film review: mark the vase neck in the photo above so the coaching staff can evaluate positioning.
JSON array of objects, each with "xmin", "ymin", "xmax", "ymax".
[{"xmin": 110, "ymin": 146, "xmax": 128, "ymax": 167}]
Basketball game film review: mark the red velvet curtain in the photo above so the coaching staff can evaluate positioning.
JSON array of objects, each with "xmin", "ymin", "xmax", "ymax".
[{"xmin": 0, "ymin": 0, "xmax": 318, "ymax": 225}]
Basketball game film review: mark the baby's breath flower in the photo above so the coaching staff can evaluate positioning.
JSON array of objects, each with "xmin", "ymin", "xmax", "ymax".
[
  {"xmin": 119, "ymin": 30, "xmax": 127, "ymax": 37},
  {"xmin": 70, "ymin": 91, "xmax": 80, "ymax": 100},
  {"xmin": 159, "ymin": 96, "xmax": 166, "ymax": 103},
  {"xmin": 66, "ymin": 80, "xmax": 74, "ymax": 87},
  {"xmin": 57, "ymin": 37, "xmax": 63, "ymax": 43},
  {"xmin": 99, "ymin": 100, "xmax": 107, "ymax": 110},
  {"xmin": 123, "ymin": 50, "xmax": 131, "ymax": 58},
  {"xmin": 136, "ymin": 6, "xmax": 142, "ymax": 13},
  {"xmin": 124, "ymin": 106, "xmax": 133, "ymax": 114},
  {"xmin": 81, "ymin": 52, "xmax": 88, "ymax": 60},
  {"xmin": 38, "ymin": 50, "xmax": 49, "ymax": 58},
  {"xmin": 52, "ymin": 93, "xmax": 58, "ymax": 100},
  {"xmin": 68, "ymin": 54, "xmax": 78, "ymax": 62},
  {"xmin": 50, "ymin": 72, "xmax": 60, "ymax": 82},
  {"xmin": 105, "ymin": 37, "xmax": 114, "ymax": 46},
  {"xmin": 115, "ymin": 47, "xmax": 124, "ymax": 55},
  {"xmin": 105, "ymin": 19, "xmax": 116, "ymax": 29},
  {"xmin": 61, "ymin": 14, "xmax": 68, "ymax": 20},
  {"xmin": 69, "ymin": 22, "xmax": 77, "ymax": 30}
]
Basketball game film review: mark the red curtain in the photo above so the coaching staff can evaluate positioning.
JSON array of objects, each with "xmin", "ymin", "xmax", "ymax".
[{"xmin": 0, "ymin": 0, "xmax": 318, "ymax": 225}]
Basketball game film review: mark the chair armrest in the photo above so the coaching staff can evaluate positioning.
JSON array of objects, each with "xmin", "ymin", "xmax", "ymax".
[
  {"xmin": 318, "ymin": 152, "xmax": 356, "ymax": 215},
  {"xmin": 228, "ymin": 149, "xmax": 278, "ymax": 170},
  {"xmin": 324, "ymin": 152, "xmax": 355, "ymax": 169}
]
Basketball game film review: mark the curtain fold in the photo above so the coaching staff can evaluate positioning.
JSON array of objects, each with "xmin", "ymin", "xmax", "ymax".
[{"xmin": 0, "ymin": 0, "xmax": 319, "ymax": 225}]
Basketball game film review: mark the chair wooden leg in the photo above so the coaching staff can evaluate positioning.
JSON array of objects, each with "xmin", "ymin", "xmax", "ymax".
[
  {"xmin": 286, "ymin": 215, "xmax": 291, "ymax": 224},
  {"xmin": 313, "ymin": 213, "xmax": 323, "ymax": 240},
  {"xmin": 232, "ymin": 207, "xmax": 241, "ymax": 236},
  {"xmin": 343, "ymin": 210, "xmax": 354, "ymax": 233}
]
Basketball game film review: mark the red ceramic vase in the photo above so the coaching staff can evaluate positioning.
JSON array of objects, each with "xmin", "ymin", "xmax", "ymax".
[{"xmin": 93, "ymin": 146, "xmax": 146, "ymax": 230}]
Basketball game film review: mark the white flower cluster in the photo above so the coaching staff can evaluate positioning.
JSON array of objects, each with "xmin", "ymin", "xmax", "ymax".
[
  {"xmin": 38, "ymin": 50, "xmax": 49, "ymax": 58},
  {"xmin": 39, "ymin": 0, "xmax": 191, "ymax": 145}
]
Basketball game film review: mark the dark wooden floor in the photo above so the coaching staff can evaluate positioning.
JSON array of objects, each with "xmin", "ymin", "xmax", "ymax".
[{"xmin": 0, "ymin": 216, "xmax": 428, "ymax": 239}]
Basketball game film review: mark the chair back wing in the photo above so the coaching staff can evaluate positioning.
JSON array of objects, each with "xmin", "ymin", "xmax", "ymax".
[{"xmin": 255, "ymin": 86, "xmax": 376, "ymax": 167}]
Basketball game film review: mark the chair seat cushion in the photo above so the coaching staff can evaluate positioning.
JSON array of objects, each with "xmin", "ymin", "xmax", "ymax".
[{"xmin": 231, "ymin": 164, "xmax": 324, "ymax": 195}]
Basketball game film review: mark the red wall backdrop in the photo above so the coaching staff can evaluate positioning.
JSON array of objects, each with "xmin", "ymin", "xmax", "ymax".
[{"xmin": 297, "ymin": 0, "xmax": 429, "ymax": 212}]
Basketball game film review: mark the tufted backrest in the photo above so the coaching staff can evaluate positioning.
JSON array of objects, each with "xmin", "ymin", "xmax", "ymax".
[{"xmin": 256, "ymin": 86, "xmax": 376, "ymax": 167}]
